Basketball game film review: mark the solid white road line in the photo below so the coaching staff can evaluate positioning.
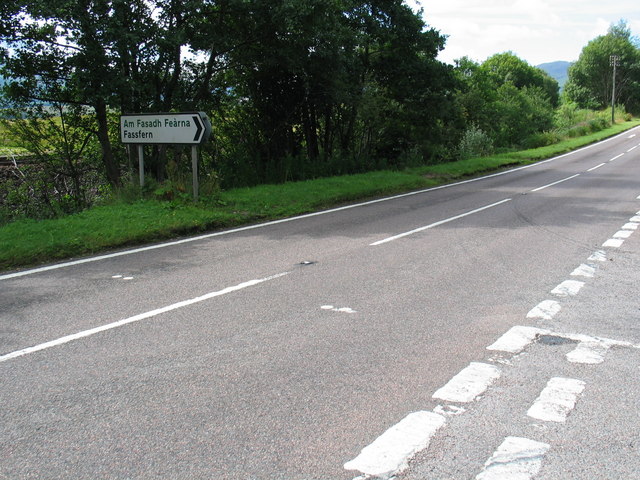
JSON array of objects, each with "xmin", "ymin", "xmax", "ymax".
[
  {"xmin": 370, "ymin": 199, "xmax": 512, "ymax": 246},
  {"xmin": 0, "ymin": 272, "xmax": 290, "ymax": 363},
  {"xmin": 526, "ymin": 300, "xmax": 562, "ymax": 320},
  {"xmin": 476, "ymin": 436, "xmax": 550, "ymax": 480},
  {"xmin": 487, "ymin": 326, "xmax": 550, "ymax": 354},
  {"xmin": 432, "ymin": 362, "xmax": 501, "ymax": 403},
  {"xmin": 527, "ymin": 377, "xmax": 586, "ymax": 423},
  {"xmin": 343, "ymin": 411, "xmax": 445, "ymax": 478},
  {"xmin": 530, "ymin": 174, "xmax": 580, "ymax": 192},
  {"xmin": 550, "ymin": 280, "xmax": 584, "ymax": 297}
]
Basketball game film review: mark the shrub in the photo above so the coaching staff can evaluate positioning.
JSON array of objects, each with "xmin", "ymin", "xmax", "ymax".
[{"xmin": 458, "ymin": 124, "xmax": 494, "ymax": 160}]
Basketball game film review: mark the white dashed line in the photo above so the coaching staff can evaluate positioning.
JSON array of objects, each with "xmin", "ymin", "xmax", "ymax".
[
  {"xmin": 613, "ymin": 230, "xmax": 633, "ymax": 239},
  {"xmin": 570, "ymin": 264, "xmax": 596, "ymax": 278},
  {"xmin": 628, "ymin": 146, "xmax": 638, "ymax": 152},
  {"xmin": 370, "ymin": 199, "xmax": 512, "ymax": 246},
  {"xmin": 527, "ymin": 377, "xmax": 585, "ymax": 423},
  {"xmin": 487, "ymin": 326, "xmax": 550, "ymax": 354},
  {"xmin": 476, "ymin": 436, "xmax": 550, "ymax": 480},
  {"xmin": 587, "ymin": 163, "xmax": 606, "ymax": 172},
  {"xmin": 551, "ymin": 280, "xmax": 584, "ymax": 297},
  {"xmin": 530, "ymin": 174, "xmax": 580, "ymax": 192},
  {"xmin": 603, "ymin": 238, "xmax": 624, "ymax": 248},
  {"xmin": 526, "ymin": 300, "xmax": 562, "ymax": 320},
  {"xmin": 432, "ymin": 362, "xmax": 501, "ymax": 403},
  {"xmin": 343, "ymin": 411, "xmax": 445, "ymax": 478},
  {"xmin": 588, "ymin": 250, "xmax": 607, "ymax": 262},
  {"xmin": 0, "ymin": 272, "xmax": 290, "ymax": 363},
  {"xmin": 609, "ymin": 153, "xmax": 625, "ymax": 162},
  {"xmin": 566, "ymin": 340, "xmax": 611, "ymax": 364}
]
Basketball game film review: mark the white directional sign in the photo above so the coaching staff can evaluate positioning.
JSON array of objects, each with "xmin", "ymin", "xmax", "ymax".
[{"xmin": 120, "ymin": 112, "xmax": 211, "ymax": 145}]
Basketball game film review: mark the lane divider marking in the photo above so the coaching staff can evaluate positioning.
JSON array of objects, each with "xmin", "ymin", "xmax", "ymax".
[
  {"xmin": 530, "ymin": 174, "xmax": 580, "ymax": 193},
  {"xmin": 627, "ymin": 146, "xmax": 638, "ymax": 152},
  {"xmin": 343, "ymin": 411, "xmax": 445, "ymax": 479},
  {"xmin": 370, "ymin": 199, "xmax": 512, "ymax": 246},
  {"xmin": 0, "ymin": 272, "xmax": 290, "ymax": 363},
  {"xmin": 609, "ymin": 153, "xmax": 625, "ymax": 162},
  {"xmin": 526, "ymin": 300, "xmax": 561, "ymax": 321},
  {"xmin": 527, "ymin": 377, "xmax": 586, "ymax": 423},
  {"xmin": 476, "ymin": 436, "xmax": 550, "ymax": 480},
  {"xmin": 432, "ymin": 362, "xmax": 501, "ymax": 403},
  {"xmin": 550, "ymin": 280, "xmax": 584, "ymax": 297},
  {"xmin": 570, "ymin": 264, "xmax": 596, "ymax": 278},
  {"xmin": 587, "ymin": 163, "xmax": 606, "ymax": 172}
]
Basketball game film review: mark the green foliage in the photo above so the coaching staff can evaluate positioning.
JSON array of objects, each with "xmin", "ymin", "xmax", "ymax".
[
  {"xmin": 457, "ymin": 124, "xmax": 494, "ymax": 160},
  {"xmin": 564, "ymin": 20, "xmax": 640, "ymax": 114},
  {"xmin": 0, "ymin": 104, "xmax": 105, "ymax": 222},
  {"xmin": 455, "ymin": 52, "xmax": 558, "ymax": 150}
]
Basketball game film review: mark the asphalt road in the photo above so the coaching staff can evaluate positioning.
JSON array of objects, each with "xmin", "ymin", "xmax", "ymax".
[{"xmin": 2, "ymin": 126, "xmax": 640, "ymax": 479}]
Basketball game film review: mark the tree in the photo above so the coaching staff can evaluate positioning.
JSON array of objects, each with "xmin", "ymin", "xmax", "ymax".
[{"xmin": 565, "ymin": 21, "xmax": 640, "ymax": 114}]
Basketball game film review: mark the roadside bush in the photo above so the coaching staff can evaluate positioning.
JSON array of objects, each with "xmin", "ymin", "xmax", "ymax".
[{"xmin": 458, "ymin": 124, "xmax": 494, "ymax": 160}]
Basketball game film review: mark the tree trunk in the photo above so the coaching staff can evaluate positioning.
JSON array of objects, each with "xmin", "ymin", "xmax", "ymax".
[{"xmin": 95, "ymin": 99, "xmax": 120, "ymax": 187}]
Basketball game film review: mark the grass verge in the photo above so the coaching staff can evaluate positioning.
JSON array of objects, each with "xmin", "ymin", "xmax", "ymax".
[{"xmin": 2, "ymin": 119, "xmax": 639, "ymax": 271}]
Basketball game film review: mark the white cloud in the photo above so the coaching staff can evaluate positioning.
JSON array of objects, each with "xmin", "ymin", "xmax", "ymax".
[{"xmin": 406, "ymin": 0, "xmax": 639, "ymax": 65}]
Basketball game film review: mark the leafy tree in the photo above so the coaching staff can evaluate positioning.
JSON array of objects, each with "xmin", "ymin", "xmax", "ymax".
[{"xmin": 564, "ymin": 21, "xmax": 640, "ymax": 114}]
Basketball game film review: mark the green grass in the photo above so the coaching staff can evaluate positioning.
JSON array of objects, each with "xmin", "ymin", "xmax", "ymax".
[{"xmin": 2, "ymin": 119, "xmax": 639, "ymax": 271}]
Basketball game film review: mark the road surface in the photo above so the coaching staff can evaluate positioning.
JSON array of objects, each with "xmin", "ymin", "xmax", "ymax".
[{"xmin": 2, "ymin": 127, "xmax": 640, "ymax": 479}]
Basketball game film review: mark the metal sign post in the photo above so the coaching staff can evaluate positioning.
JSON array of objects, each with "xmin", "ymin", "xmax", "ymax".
[{"xmin": 120, "ymin": 112, "xmax": 211, "ymax": 199}]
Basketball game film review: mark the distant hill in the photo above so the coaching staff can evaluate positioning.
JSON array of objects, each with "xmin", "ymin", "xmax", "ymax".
[{"xmin": 537, "ymin": 61, "xmax": 571, "ymax": 89}]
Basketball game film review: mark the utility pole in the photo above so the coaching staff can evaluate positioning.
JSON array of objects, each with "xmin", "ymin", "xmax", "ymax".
[{"xmin": 610, "ymin": 55, "xmax": 620, "ymax": 124}]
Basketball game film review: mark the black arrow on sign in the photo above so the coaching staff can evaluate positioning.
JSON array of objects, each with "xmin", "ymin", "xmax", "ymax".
[{"xmin": 193, "ymin": 115, "xmax": 203, "ymax": 142}]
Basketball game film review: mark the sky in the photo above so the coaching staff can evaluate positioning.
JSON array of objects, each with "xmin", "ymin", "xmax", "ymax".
[{"xmin": 406, "ymin": 0, "xmax": 640, "ymax": 66}]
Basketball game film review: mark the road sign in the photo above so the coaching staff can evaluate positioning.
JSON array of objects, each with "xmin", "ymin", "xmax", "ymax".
[{"xmin": 120, "ymin": 112, "xmax": 211, "ymax": 144}]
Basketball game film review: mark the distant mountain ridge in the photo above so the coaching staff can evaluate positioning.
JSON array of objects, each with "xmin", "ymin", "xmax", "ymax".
[{"xmin": 537, "ymin": 61, "xmax": 571, "ymax": 89}]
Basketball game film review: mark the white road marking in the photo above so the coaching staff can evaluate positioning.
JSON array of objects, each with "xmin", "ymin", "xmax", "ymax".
[
  {"xmin": 570, "ymin": 264, "xmax": 596, "ymax": 278},
  {"xmin": 370, "ymin": 199, "xmax": 512, "ymax": 246},
  {"xmin": 629, "ymin": 134, "xmax": 637, "ymax": 138},
  {"xmin": 527, "ymin": 377, "xmax": 586, "ymax": 423},
  {"xmin": 0, "ymin": 272, "xmax": 290, "ymax": 363},
  {"xmin": 321, "ymin": 305, "xmax": 357, "ymax": 314},
  {"xmin": 628, "ymin": 145, "xmax": 638, "ymax": 152},
  {"xmin": 487, "ymin": 326, "xmax": 550, "ymax": 353},
  {"xmin": 432, "ymin": 362, "xmax": 501, "ymax": 403},
  {"xmin": 530, "ymin": 174, "xmax": 580, "ymax": 192},
  {"xmin": 4, "ymin": 127, "xmax": 639, "ymax": 281},
  {"xmin": 434, "ymin": 404, "xmax": 466, "ymax": 416},
  {"xmin": 588, "ymin": 250, "xmax": 607, "ymax": 262},
  {"xmin": 551, "ymin": 280, "xmax": 584, "ymax": 297},
  {"xmin": 111, "ymin": 275, "xmax": 123, "ymax": 278},
  {"xmin": 613, "ymin": 230, "xmax": 633, "ymax": 239},
  {"xmin": 566, "ymin": 341, "xmax": 610, "ymax": 364},
  {"xmin": 343, "ymin": 411, "xmax": 445, "ymax": 478},
  {"xmin": 622, "ymin": 222, "xmax": 639, "ymax": 230},
  {"xmin": 476, "ymin": 436, "xmax": 550, "ymax": 480},
  {"xmin": 609, "ymin": 153, "xmax": 625, "ymax": 162},
  {"xmin": 629, "ymin": 216, "xmax": 640, "ymax": 223},
  {"xmin": 603, "ymin": 238, "xmax": 624, "ymax": 248},
  {"xmin": 587, "ymin": 163, "xmax": 606, "ymax": 172}
]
